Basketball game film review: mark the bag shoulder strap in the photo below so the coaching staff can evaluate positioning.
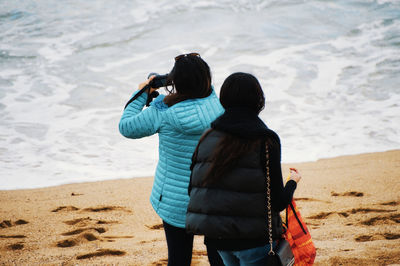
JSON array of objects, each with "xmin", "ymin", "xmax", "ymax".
[{"xmin": 265, "ymin": 142, "xmax": 275, "ymax": 255}]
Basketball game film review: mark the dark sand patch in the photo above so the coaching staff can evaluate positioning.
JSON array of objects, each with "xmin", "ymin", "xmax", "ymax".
[
  {"xmin": 14, "ymin": 220, "xmax": 28, "ymax": 225},
  {"xmin": 63, "ymin": 217, "xmax": 117, "ymax": 227},
  {"xmin": 0, "ymin": 220, "xmax": 12, "ymax": 228},
  {"xmin": 57, "ymin": 239, "xmax": 77, "ymax": 248},
  {"xmin": 139, "ymin": 239, "xmax": 162, "ymax": 244},
  {"xmin": 193, "ymin": 250, "xmax": 207, "ymax": 256},
  {"xmin": 151, "ymin": 258, "xmax": 168, "ymax": 265},
  {"xmin": 0, "ymin": 219, "xmax": 29, "ymax": 228},
  {"xmin": 0, "ymin": 235, "xmax": 26, "ymax": 239},
  {"xmin": 61, "ymin": 227, "xmax": 106, "ymax": 236},
  {"xmin": 62, "ymin": 228, "xmax": 86, "ymax": 236},
  {"xmin": 51, "ymin": 206, "xmax": 79, "ymax": 212},
  {"xmin": 355, "ymin": 233, "xmax": 400, "ymax": 242},
  {"xmin": 93, "ymin": 227, "xmax": 106, "ymax": 234},
  {"xmin": 327, "ymin": 256, "xmax": 397, "ymax": 265},
  {"xmin": 307, "ymin": 212, "xmax": 334, "ymax": 219},
  {"xmin": 380, "ymin": 201, "xmax": 399, "ymax": 206},
  {"xmin": 331, "ymin": 191, "xmax": 364, "ymax": 197},
  {"xmin": 96, "ymin": 220, "xmax": 118, "ymax": 225},
  {"xmin": 382, "ymin": 233, "xmax": 400, "ymax": 240},
  {"xmin": 7, "ymin": 243, "xmax": 24, "ymax": 250},
  {"xmin": 361, "ymin": 213, "xmax": 400, "ymax": 226},
  {"xmin": 295, "ymin": 197, "xmax": 331, "ymax": 203},
  {"xmin": 146, "ymin": 224, "xmax": 164, "ymax": 230},
  {"xmin": 349, "ymin": 208, "xmax": 395, "ymax": 214},
  {"xmin": 76, "ymin": 249, "xmax": 126, "ymax": 260},
  {"xmin": 103, "ymin": 235, "xmax": 134, "ymax": 239},
  {"xmin": 308, "ymin": 207, "xmax": 396, "ymax": 220},
  {"xmin": 82, "ymin": 233, "xmax": 98, "ymax": 241},
  {"xmin": 81, "ymin": 206, "xmax": 130, "ymax": 213},
  {"xmin": 63, "ymin": 217, "xmax": 92, "ymax": 226},
  {"xmin": 355, "ymin": 235, "xmax": 373, "ymax": 242},
  {"xmin": 57, "ymin": 232, "xmax": 101, "ymax": 247}
]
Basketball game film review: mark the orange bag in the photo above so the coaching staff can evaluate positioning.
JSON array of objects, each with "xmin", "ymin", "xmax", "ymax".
[{"xmin": 283, "ymin": 200, "xmax": 316, "ymax": 265}]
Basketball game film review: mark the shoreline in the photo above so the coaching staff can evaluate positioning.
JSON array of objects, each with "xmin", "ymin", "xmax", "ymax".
[
  {"xmin": 0, "ymin": 150, "xmax": 399, "ymax": 265},
  {"xmin": 2, "ymin": 149, "xmax": 399, "ymax": 192}
]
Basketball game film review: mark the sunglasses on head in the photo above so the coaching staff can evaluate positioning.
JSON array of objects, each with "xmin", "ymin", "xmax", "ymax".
[{"xmin": 175, "ymin": 52, "xmax": 200, "ymax": 61}]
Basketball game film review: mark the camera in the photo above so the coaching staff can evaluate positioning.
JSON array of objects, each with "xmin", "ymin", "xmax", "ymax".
[
  {"xmin": 124, "ymin": 72, "xmax": 171, "ymax": 110},
  {"xmin": 148, "ymin": 73, "xmax": 172, "ymax": 88}
]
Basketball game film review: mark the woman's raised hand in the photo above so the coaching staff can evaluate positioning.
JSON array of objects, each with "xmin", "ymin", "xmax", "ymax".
[{"xmin": 138, "ymin": 75, "xmax": 157, "ymax": 93}]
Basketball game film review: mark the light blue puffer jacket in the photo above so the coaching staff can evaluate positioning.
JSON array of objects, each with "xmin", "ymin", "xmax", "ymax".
[{"xmin": 119, "ymin": 89, "xmax": 224, "ymax": 228}]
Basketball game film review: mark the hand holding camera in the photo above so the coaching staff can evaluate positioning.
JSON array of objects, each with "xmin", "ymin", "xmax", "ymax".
[
  {"xmin": 125, "ymin": 73, "xmax": 171, "ymax": 110},
  {"xmin": 138, "ymin": 75, "xmax": 156, "ymax": 93}
]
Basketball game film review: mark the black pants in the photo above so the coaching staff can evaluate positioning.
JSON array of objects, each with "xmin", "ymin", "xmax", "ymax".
[{"xmin": 163, "ymin": 221, "xmax": 224, "ymax": 266}]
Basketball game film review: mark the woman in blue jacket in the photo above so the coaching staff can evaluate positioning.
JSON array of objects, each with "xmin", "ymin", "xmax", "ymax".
[{"xmin": 119, "ymin": 53, "xmax": 224, "ymax": 265}]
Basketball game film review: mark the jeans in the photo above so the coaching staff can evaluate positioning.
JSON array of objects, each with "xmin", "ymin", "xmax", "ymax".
[
  {"xmin": 207, "ymin": 244, "xmax": 225, "ymax": 266},
  {"xmin": 217, "ymin": 242, "xmax": 276, "ymax": 266}
]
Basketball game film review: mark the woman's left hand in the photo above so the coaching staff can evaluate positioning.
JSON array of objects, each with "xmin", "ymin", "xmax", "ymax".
[
  {"xmin": 289, "ymin": 168, "xmax": 302, "ymax": 183},
  {"xmin": 138, "ymin": 75, "xmax": 157, "ymax": 93}
]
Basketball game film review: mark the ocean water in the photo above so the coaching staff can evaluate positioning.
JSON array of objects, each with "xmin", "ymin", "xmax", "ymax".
[{"xmin": 0, "ymin": 0, "xmax": 399, "ymax": 189}]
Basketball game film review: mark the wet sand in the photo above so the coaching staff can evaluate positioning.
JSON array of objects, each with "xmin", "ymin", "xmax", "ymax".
[{"xmin": 0, "ymin": 150, "xmax": 399, "ymax": 265}]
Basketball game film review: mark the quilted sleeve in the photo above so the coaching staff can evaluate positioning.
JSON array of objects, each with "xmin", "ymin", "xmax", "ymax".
[{"xmin": 119, "ymin": 91, "xmax": 162, "ymax": 139}]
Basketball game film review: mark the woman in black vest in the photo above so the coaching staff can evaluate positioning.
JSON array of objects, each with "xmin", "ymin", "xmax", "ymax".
[{"xmin": 186, "ymin": 72, "xmax": 301, "ymax": 266}]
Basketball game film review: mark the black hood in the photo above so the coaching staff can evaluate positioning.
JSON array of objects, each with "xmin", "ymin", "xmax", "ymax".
[{"xmin": 211, "ymin": 107, "xmax": 270, "ymax": 140}]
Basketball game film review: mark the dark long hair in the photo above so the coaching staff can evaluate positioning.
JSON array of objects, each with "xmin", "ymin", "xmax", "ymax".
[
  {"xmin": 164, "ymin": 55, "xmax": 212, "ymax": 107},
  {"xmin": 202, "ymin": 72, "xmax": 268, "ymax": 186}
]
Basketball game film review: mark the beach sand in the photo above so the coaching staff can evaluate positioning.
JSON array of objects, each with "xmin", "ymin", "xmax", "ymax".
[{"xmin": 0, "ymin": 150, "xmax": 399, "ymax": 265}]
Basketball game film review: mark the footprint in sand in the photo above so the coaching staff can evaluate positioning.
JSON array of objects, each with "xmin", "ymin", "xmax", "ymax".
[
  {"xmin": 0, "ymin": 234, "xmax": 26, "ymax": 239},
  {"xmin": 355, "ymin": 233, "xmax": 400, "ymax": 242},
  {"xmin": 331, "ymin": 191, "xmax": 364, "ymax": 197},
  {"xmin": 0, "ymin": 219, "xmax": 29, "ymax": 251},
  {"xmin": 81, "ymin": 206, "xmax": 131, "ymax": 213},
  {"xmin": 57, "ymin": 225, "xmax": 107, "ymax": 248},
  {"xmin": 61, "ymin": 227, "xmax": 107, "ymax": 236},
  {"xmin": 7, "ymin": 243, "xmax": 24, "ymax": 250},
  {"xmin": 152, "ymin": 258, "xmax": 168, "ymax": 265},
  {"xmin": 76, "ymin": 249, "xmax": 126, "ymax": 260},
  {"xmin": 146, "ymin": 224, "xmax": 164, "ymax": 230},
  {"xmin": 379, "ymin": 200, "xmax": 400, "ymax": 206},
  {"xmin": 307, "ymin": 212, "xmax": 335, "ymax": 219},
  {"xmin": 308, "ymin": 208, "xmax": 396, "ymax": 220},
  {"xmin": 53, "ymin": 205, "xmax": 130, "ymax": 259},
  {"xmin": 52, "ymin": 205, "xmax": 131, "ymax": 213},
  {"xmin": 56, "ymin": 214, "xmax": 132, "ymax": 250},
  {"xmin": 193, "ymin": 250, "xmax": 207, "ymax": 256},
  {"xmin": 295, "ymin": 197, "xmax": 331, "ymax": 203},
  {"xmin": 57, "ymin": 232, "xmax": 100, "ymax": 247},
  {"xmin": 63, "ymin": 217, "xmax": 119, "ymax": 227},
  {"xmin": 51, "ymin": 206, "xmax": 80, "ymax": 212},
  {"xmin": 360, "ymin": 213, "xmax": 400, "ymax": 226},
  {"xmin": 0, "ymin": 219, "xmax": 29, "ymax": 228},
  {"xmin": 139, "ymin": 239, "xmax": 162, "ymax": 244}
]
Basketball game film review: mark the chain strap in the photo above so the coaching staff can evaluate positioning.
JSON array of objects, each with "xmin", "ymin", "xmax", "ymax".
[{"xmin": 265, "ymin": 143, "xmax": 275, "ymax": 255}]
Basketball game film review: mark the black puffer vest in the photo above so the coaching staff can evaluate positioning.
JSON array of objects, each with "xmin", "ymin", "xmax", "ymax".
[{"xmin": 186, "ymin": 129, "xmax": 283, "ymax": 241}]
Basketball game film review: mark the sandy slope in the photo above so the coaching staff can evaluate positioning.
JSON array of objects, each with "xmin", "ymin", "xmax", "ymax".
[{"xmin": 0, "ymin": 150, "xmax": 399, "ymax": 265}]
